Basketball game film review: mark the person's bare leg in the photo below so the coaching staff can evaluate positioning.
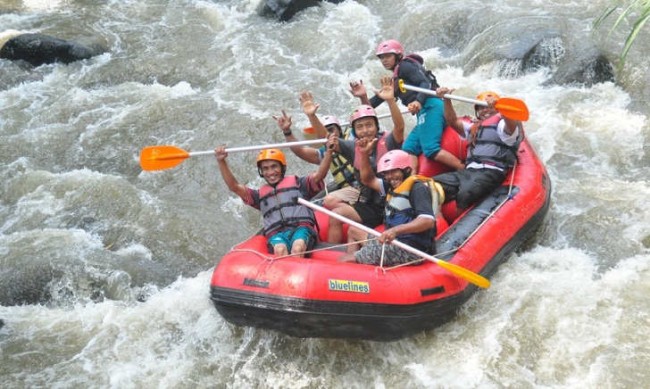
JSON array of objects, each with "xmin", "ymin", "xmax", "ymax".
[
  {"xmin": 273, "ymin": 244, "xmax": 288, "ymax": 257},
  {"xmin": 433, "ymin": 149, "xmax": 464, "ymax": 170},
  {"xmin": 326, "ymin": 203, "xmax": 362, "ymax": 243},
  {"xmin": 327, "ymin": 217, "xmax": 343, "ymax": 243},
  {"xmin": 339, "ymin": 253, "xmax": 357, "ymax": 263},
  {"xmin": 346, "ymin": 226, "xmax": 366, "ymax": 253},
  {"xmin": 291, "ymin": 240, "xmax": 307, "ymax": 257}
]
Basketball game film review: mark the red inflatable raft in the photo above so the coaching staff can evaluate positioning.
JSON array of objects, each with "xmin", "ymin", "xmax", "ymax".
[{"xmin": 210, "ymin": 127, "xmax": 551, "ymax": 341}]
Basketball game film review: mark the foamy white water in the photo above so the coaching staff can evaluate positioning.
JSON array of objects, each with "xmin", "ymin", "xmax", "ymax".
[{"xmin": 1, "ymin": 0, "xmax": 649, "ymax": 388}]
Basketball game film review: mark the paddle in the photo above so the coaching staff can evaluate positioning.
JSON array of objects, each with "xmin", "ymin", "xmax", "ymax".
[
  {"xmin": 398, "ymin": 80, "xmax": 530, "ymax": 121},
  {"xmin": 298, "ymin": 198, "xmax": 491, "ymax": 289},
  {"xmin": 140, "ymin": 139, "xmax": 327, "ymax": 171}
]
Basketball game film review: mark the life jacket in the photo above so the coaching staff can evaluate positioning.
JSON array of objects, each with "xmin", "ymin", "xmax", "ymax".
[
  {"xmin": 467, "ymin": 114, "xmax": 522, "ymax": 170},
  {"xmin": 329, "ymin": 153, "xmax": 357, "ymax": 189},
  {"xmin": 353, "ymin": 132, "xmax": 390, "ymax": 205},
  {"xmin": 258, "ymin": 175, "xmax": 316, "ymax": 237},
  {"xmin": 392, "ymin": 53, "xmax": 439, "ymax": 104},
  {"xmin": 384, "ymin": 175, "xmax": 444, "ymax": 251}
]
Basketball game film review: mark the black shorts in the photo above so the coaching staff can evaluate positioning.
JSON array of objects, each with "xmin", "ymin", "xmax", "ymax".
[
  {"xmin": 435, "ymin": 168, "xmax": 506, "ymax": 210},
  {"xmin": 353, "ymin": 201, "xmax": 384, "ymax": 227}
]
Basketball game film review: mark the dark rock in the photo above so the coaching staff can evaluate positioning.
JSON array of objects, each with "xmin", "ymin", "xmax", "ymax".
[
  {"xmin": 459, "ymin": 19, "xmax": 615, "ymax": 86},
  {"xmin": 257, "ymin": 0, "xmax": 344, "ymax": 21},
  {"xmin": 521, "ymin": 37, "xmax": 614, "ymax": 85},
  {"xmin": 0, "ymin": 33, "xmax": 106, "ymax": 66}
]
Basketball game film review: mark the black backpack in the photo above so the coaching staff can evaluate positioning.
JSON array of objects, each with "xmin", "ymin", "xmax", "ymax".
[{"xmin": 394, "ymin": 53, "xmax": 440, "ymax": 90}]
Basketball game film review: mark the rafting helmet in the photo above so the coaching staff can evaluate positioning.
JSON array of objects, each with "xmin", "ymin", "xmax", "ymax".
[
  {"xmin": 349, "ymin": 105, "xmax": 378, "ymax": 137},
  {"xmin": 476, "ymin": 91, "xmax": 501, "ymax": 101},
  {"xmin": 322, "ymin": 115, "xmax": 342, "ymax": 136},
  {"xmin": 376, "ymin": 39, "xmax": 404, "ymax": 57},
  {"xmin": 475, "ymin": 91, "xmax": 500, "ymax": 116},
  {"xmin": 377, "ymin": 149, "xmax": 413, "ymax": 176},
  {"xmin": 256, "ymin": 148, "xmax": 287, "ymax": 177}
]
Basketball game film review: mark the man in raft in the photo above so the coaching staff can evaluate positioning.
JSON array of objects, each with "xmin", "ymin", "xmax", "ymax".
[
  {"xmin": 274, "ymin": 91, "xmax": 358, "ymax": 199},
  {"xmin": 214, "ymin": 145, "xmax": 332, "ymax": 257},
  {"xmin": 434, "ymin": 88, "xmax": 524, "ymax": 215},
  {"xmin": 341, "ymin": 146, "xmax": 443, "ymax": 266},
  {"xmin": 322, "ymin": 75, "xmax": 405, "ymax": 244}
]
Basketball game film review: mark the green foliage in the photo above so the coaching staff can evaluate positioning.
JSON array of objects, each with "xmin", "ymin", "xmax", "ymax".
[{"xmin": 594, "ymin": 0, "xmax": 650, "ymax": 69}]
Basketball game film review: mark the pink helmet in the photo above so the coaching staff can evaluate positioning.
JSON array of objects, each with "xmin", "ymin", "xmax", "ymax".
[
  {"xmin": 322, "ymin": 115, "xmax": 341, "ymax": 128},
  {"xmin": 349, "ymin": 105, "xmax": 377, "ymax": 125},
  {"xmin": 376, "ymin": 39, "xmax": 404, "ymax": 57},
  {"xmin": 377, "ymin": 150, "xmax": 413, "ymax": 174},
  {"xmin": 349, "ymin": 105, "xmax": 378, "ymax": 136}
]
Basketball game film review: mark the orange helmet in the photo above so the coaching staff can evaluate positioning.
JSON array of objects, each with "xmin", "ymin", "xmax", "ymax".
[
  {"xmin": 475, "ymin": 91, "xmax": 501, "ymax": 117},
  {"xmin": 256, "ymin": 148, "xmax": 286, "ymax": 177},
  {"xmin": 476, "ymin": 91, "xmax": 501, "ymax": 101},
  {"xmin": 256, "ymin": 148, "xmax": 286, "ymax": 167}
]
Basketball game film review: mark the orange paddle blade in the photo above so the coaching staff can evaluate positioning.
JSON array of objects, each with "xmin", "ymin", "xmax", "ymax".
[
  {"xmin": 140, "ymin": 145, "xmax": 190, "ymax": 171},
  {"xmin": 495, "ymin": 97, "xmax": 530, "ymax": 121}
]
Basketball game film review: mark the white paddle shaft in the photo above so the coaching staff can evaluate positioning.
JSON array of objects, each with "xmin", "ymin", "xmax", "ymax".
[
  {"xmin": 188, "ymin": 139, "xmax": 327, "ymax": 157},
  {"xmin": 399, "ymin": 83, "xmax": 488, "ymax": 107},
  {"xmin": 297, "ymin": 198, "xmax": 442, "ymax": 265}
]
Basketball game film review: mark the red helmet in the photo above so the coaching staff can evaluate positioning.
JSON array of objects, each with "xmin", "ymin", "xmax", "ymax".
[
  {"xmin": 377, "ymin": 150, "xmax": 413, "ymax": 174},
  {"xmin": 349, "ymin": 105, "xmax": 378, "ymax": 137},
  {"xmin": 376, "ymin": 39, "xmax": 404, "ymax": 57}
]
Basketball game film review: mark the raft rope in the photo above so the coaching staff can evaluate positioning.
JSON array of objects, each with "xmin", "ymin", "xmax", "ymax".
[{"xmin": 229, "ymin": 237, "xmax": 378, "ymax": 261}]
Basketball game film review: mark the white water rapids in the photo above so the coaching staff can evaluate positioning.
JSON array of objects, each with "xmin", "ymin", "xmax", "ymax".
[{"xmin": 1, "ymin": 0, "xmax": 649, "ymax": 387}]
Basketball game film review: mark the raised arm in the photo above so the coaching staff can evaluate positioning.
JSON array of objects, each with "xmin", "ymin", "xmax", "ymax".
[
  {"xmin": 503, "ymin": 117, "xmax": 523, "ymax": 135},
  {"xmin": 485, "ymin": 96, "xmax": 522, "ymax": 135},
  {"xmin": 299, "ymin": 91, "xmax": 328, "ymax": 139},
  {"xmin": 273, "ymin": 110, "xmax": 320, "ymax": 165},
  {"xmin": 376, "ymin": 75, "xmax": 405, "ymax": 143},
  {"xmin": 310, "ymin": 136, "xmax": 335, "ymax": 183},
  {"xmin": 436, "ymin": 87, "xmax": 464, "ymax": 136},
  {"xmin": 349, "ymin": 80, "xmax": 371, "ymax": 106},
  {"xmin": 215, "ymin": 146, "xmax": 248, "ymax": 199},
  {"xmin": 356, "ymin": 138, "xmax": 382, "ymax": 192}
]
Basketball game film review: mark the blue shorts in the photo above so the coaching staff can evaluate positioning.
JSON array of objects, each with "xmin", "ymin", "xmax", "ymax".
[
  {"xmin": 402, "ymin": 97, "xmax": 445, "ymax": 158},
  {"xmin": 267, "ymin": 226, "xmax": 317, "ymax": 252}
]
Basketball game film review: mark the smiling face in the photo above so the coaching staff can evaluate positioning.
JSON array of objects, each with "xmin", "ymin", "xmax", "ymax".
[
  {"xmin": 326, "ymin": 124, "xmax": 342, "ymax": 138},
  {"xmin": 382, "ymin": 168, "xmax": 407, "ymax": 189},
  {"xmin": 352, "ymin": 117, "xmax": 378, "ymax": 140},
  {"xmin": 377, "ymin": 53, "xmax": 398, "ymax": 70},
  {"xmin": 475, "ymin": 104, "xmax": 498, "ymax": 121},
  {"xmin": 258, "ymin": 160, "xmax": 283, "ymax": 185}
]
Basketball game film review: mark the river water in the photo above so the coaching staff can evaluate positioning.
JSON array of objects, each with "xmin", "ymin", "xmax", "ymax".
[{"xmin": 1, "ymin": 0, "xmax": 648, "ymax": 388}]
